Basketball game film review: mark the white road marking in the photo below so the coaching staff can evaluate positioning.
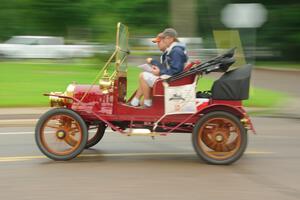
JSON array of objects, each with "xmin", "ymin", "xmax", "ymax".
[{"xmin": 0, "ymin": 119, "xmax": 37, "ymax": 125}]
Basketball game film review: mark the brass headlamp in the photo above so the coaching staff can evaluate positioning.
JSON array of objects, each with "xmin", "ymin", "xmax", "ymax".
[
  {"xmin": 49, "ymin": 83, "xmax": 76, "ymax": 107},
  {"xmin": 49, "ymin": 92, "xmax": 65, "ymax": 107}
]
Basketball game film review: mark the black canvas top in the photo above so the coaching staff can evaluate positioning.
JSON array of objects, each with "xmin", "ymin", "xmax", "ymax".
[{"xmin": 211, "ymin": 64, "xmax": 252, "ymax": 100}]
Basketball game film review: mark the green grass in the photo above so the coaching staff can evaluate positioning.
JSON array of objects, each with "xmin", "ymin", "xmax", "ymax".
[
  {"xmin": 0, "ymin": 60, "xmax": 286, "ymax": 107},
  {"xmin": 0, "ymin": 60, "xmax": 103, "ymax": 107},
  {"xmin": 244, "ymin": 87, "xmax": 285, "ymax": 107}
]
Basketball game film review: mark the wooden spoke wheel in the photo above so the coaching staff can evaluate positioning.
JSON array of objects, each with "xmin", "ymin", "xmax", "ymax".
[
  {"xmin": 192, "ymin": 111, "xmax": 247, "ymax": 165},
  {"xmin": 35, "ymin": 108, "xmax": 88, "ymax": 161},
  {"xmin": 85, "ymin": 122, "xmax": 107, "ymax": 149}
]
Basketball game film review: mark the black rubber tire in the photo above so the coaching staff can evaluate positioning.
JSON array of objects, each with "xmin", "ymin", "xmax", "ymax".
[
  {"xmin": 35, "ymin": 108, "xmax": 88, "ymax": 161},
  {"xmin": 85, "ymin": 122, "xmax": 106, "ymax": 149},
  {"xmin": 192, "ymin": 111, "xmax": 248, "ymax": 165}
]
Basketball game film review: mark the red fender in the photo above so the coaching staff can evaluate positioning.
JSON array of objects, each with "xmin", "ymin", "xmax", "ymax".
[{"xmin": 196, "ymin": 103, "xmax": 256, "ymax": 134}]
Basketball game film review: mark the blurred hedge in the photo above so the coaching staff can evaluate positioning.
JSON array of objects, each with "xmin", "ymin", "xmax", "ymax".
[{"xmin": 0, "ymin": 0, "xmax": 299, "ymax": 61}]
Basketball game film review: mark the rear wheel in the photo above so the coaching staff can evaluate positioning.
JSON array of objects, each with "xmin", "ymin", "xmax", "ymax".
[
  {"xmin": 85, "ymin": 122, "xmax": 107, "ymax": 149},
  {"xmin": 192, "ymin": 111, "xmax": 247, "ymax": 165},
  {"xmin": 35, "ymin": 108, "xmax": 88, "ymax": 161}
]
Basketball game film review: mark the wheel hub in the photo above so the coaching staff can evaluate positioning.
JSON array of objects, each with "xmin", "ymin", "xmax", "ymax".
[
  {"xmin": 56, "ymin": 130, "xmax": 66, "ymax": 139},
  {"xmin": 215, "ymin": 134, "xmax": 224, "ymax": 142}
]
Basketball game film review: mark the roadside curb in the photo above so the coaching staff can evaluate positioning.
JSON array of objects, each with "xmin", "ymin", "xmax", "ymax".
[
  {"xmin": 0, "ymin": 107, "xmax": 50, "ymax": 115},
  {"xmin": 0, "ymin": 107, "xmax": 47, "ymax": 126},
  {"xmin": 0, "ymin": 119, "xmax": 38, "ymax": 126},
  {"xmin": 255, "ymin": 67, "xmax": 300, "ymax": 72}
]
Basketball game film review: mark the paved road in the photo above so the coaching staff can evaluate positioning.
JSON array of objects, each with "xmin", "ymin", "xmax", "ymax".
[
  {"xmin": 252, "ymin": 68, "xmax": 300, "ymax": 97},
  {"xmin": 0, "ymin": 116, "xmax": 300, "ymax": 200}
]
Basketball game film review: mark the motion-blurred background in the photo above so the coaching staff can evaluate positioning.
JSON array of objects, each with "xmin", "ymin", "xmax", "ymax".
[
  {"xmin": 0, "ymin": 0, "xmax": 299, "ymax": 108},
  {"xmin": 0, "ymin": 0, "xmax": 299, "ymax": 61}
]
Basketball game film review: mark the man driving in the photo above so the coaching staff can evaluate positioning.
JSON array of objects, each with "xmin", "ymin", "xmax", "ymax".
[{"xmin": 130, "ymin": 28, "xmax": 188, "ymax": 107}]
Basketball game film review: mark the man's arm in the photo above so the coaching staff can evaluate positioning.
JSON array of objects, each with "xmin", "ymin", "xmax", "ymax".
[
  {"xmin": 150, "ymin": 60, "xmax": 163, "ymax": 68},
  {"xmin": 159, "ymin": 49, "xmax": 186, "ymax": 76}
]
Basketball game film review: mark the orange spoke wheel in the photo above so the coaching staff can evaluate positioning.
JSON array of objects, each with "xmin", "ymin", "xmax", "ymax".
[
  {"xmin": 85, "ymin": 122, "xmax": 107, "ymax": 149},
  {"xmin": 35, "ymin": 108, "xmax": 88, "ymax": 161},
  {"xmin": 192, "ymin": 111, "xmax": 247, "ymax": 165}
]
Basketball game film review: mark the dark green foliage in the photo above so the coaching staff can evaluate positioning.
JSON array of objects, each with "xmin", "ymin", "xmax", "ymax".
[
  {"xmin": 0, "ymin": 0, "xmax": 299, "ymax": 60},
  {"xmin": 0, "ymin": 0, "xmax": 168, "ymax": 42},
  {"xmin": 196, "ymin": 0, "xmax": 300, "ymax": 61}
]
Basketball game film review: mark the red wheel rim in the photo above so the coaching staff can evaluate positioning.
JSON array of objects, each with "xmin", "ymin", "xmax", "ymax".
[
  {"xmin": 40, "ymin": 114, "xmax": 83, "ymax": 156},
  {"xmin": 198, "ymin": 117, "xmax": 241, "ymax": 160}
]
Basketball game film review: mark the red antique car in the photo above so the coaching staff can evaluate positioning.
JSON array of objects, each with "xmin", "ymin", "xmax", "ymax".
[{"xmin": 35, "ymin": 23, "xmax": 255, "ymax": 165}]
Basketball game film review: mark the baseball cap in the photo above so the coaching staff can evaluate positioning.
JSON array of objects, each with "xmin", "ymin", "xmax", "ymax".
[{"xmin": 152, "ymin": 28, "xmax": 179, "ymax": 43}]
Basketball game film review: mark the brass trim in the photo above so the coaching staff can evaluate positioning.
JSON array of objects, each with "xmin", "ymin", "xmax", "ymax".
[
  {"xmin": 49, "ymin": 92, "xmax": 65, "ymax": 107},
  {"xmin": 79, "ymin": 22, "xmax": 129, "ymax": 102},
  {"xmin": 80, "ymin": 49, "xmax": 118, "ymax": 102}
]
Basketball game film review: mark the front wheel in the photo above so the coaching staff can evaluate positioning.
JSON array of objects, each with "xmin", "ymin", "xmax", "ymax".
[
  {"xmin": 35, "ymin": 108, "xmax": 88, "ymax": 161},
  {"xmin": 85, "ymin": 122, "xmax": 107, "ymax": 149},
  {"xmin": 192, "ymin": 111, "xmax": 247, "ymax": 165}
]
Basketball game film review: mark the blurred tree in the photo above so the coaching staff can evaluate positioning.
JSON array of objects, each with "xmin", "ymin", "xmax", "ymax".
[
  {"xmin": 0, "ymin": 0, "xmax": 37, "ymax": 40},
  {"xmin": 0, "ymin": 0, "xmax": 169, "ymax": 42},
  {"xmin": 86, "ymin": 0, "xmax": 169, "ymax": 41},
  {"xmin": 196, "ymin": 0, "xmax": 300, "ymax": 61},
  {"xmin": 170, "ymin": 0, "xmax": 198, "ymax": 37},
  {"xmin": 0, "ymin": 0, "xmax": 299, "ymax": 61},
  {"xmin": 31, "ymin": 0, "xmax": 91, "ymax": 36},
  {"xmin": 257, "ymin": 3, "xmax": 300, "ymax": 61},
  {"xmin": 115, "ymin": 0, "xmax": 169, "ymax": 30}
]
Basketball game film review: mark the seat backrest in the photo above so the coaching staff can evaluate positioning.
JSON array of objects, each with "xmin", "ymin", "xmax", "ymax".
[
  {"xmin": 183, "ymin": 60, "xmax": 201, "ymax": 72},
  {"xmin": 152, "ymin": 60, "xmax": 201, "ymax": 96}
]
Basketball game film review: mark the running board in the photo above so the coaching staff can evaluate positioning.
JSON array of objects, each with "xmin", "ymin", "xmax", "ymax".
[{"xmin": 125, "ymin": 129, "xmax": 167, "ymax": 137}]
